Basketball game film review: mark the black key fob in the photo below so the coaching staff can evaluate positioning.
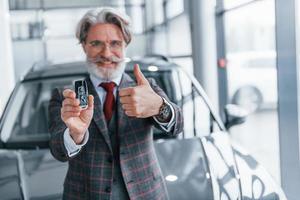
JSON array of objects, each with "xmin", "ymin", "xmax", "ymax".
[{"xmin": 74, "ymin": 80, "xmax": 88, "ymax": 109}]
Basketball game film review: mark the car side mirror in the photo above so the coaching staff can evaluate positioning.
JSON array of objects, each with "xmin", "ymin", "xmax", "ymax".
[{"xmin": 224, "ymin": 104, "xmax": 248, "ymax": 129}]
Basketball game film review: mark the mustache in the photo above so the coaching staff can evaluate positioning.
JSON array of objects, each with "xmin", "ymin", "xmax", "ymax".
[{"xmin": 87, "ymin": 56, "xmax": 125, "ymax": 63}]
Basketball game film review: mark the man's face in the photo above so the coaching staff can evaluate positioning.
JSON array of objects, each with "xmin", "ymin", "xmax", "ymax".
[{"xmin": 83, "ymin": 23, "xmax": 126, "ymax": 80}]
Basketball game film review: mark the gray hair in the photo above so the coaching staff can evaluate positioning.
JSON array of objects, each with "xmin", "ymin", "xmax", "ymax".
[{"xmin": 76, "ymin": 7, "xmax": 132, "ymax": 45}]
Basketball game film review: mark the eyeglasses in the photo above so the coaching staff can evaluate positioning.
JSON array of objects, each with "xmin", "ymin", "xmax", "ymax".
[{"xmin": 87, "ymin": 40, "xmax": 124, "ymax": 52}]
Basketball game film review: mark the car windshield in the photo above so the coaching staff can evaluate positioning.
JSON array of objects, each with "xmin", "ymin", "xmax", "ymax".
[
  {"xmin": 0, "ymin": 66, "xmax": 216, "ymax": 143},
  {"xmin": 0, "ymin": 76, "xmax": 86, "ymax": 142}
]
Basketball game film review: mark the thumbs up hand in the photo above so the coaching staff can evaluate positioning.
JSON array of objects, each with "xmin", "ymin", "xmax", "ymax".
[
  {"xmin": 133, "ymin": 63, "xmax": 149, "ymax": 86},
  {"xmin": 119, "ymin": 64, "xmax": 163, "ymax": 118}
]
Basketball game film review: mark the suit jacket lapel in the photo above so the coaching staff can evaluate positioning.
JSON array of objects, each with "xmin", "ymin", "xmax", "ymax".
[
  {"xmin": 117, "ymin": 73, "xmax": 137, "ymax": 137},
  {"xmin": 86, "ymin": 77, "xmax": 112, "ymax": 153}
]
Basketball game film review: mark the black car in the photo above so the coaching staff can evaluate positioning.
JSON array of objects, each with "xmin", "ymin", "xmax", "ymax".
[{"xmin": 0, "ymin": 56, "xmax": 286, "ymax": 199}]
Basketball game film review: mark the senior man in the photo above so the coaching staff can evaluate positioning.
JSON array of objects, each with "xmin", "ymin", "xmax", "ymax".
[{"xmin": 48, "ymin": 7, "xmax": 183, "ymax": 200}]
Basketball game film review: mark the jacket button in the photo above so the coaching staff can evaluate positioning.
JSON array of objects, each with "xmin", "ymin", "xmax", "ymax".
[
  {"xmin": 107, "ymin": 156, "xmax": 113, "ymax": 163},
  {"xmin": 120, "ymin": 149, "xmax": 126, "ymax": 155},
  {"xmin": 127, "ymin": 180, "xmax": 134, "ymax": 184},
  {"xmin": 105, "ymin": 186, "xmax": 111, "ymax": 193}
]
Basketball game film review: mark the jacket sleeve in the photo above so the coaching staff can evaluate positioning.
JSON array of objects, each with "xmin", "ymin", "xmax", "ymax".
[
  {"xmin": 48, "ymin": 88, "xmax": 74, "ymax": 162},
  {"xmin": 148, "ymin": 78, "xmax": 184, "ymax": 136}
]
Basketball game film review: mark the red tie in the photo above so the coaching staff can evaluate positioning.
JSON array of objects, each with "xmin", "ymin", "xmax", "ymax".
[{"xmin": 100, "ymin": 82, "xmax": 116, "ymax": 121}]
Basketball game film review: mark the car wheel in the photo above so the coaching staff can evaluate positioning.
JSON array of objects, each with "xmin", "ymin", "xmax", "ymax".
[{"xmin": 232, "ymin": 86, "xmax": 263, "ymax": 113}]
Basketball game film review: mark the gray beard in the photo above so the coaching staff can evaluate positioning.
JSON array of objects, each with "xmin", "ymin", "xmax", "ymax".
[{"xmin": 85, "ymin": 59, "xmax": 126, "ymax": 81}]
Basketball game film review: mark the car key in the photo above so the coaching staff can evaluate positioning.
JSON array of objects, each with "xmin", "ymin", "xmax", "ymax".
[{"xmin": 74, "ymin": 80, "xmax": 88, "ymax": 109}]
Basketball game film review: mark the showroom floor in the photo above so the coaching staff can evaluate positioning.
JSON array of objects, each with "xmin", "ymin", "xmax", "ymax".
[{"xmin": 230, "ymin": 109, "xmax": 280, "ymax": 183}]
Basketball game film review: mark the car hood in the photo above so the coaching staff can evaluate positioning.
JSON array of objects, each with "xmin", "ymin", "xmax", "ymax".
[{"xmin": 201, "ymin": 131, "xmax": 287, "ymax": 200}]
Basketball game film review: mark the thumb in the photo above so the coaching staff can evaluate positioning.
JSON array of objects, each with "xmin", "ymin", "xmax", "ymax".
[
  {"xmin": 87, "ymin": 95, "xmax": 94, "ymax": 111},
  {"xmin": 134, "ymin": 64, "xmax": 149, "ymax": 86}
]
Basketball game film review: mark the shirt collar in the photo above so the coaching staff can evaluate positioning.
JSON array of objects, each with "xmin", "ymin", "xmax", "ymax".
[{"xmin": 89, "ymin": 73, "xmax": 122, "ymax": 89}]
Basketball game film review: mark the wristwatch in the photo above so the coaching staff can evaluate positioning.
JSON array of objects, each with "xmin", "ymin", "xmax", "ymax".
[{"xmin": 156, "ymin": 97, "xmax": 172, "ymax": 122}]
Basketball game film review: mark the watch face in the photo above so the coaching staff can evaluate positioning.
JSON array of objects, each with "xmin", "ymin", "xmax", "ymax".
[{"xmin": 160, "ymin": 103, "xmax": 171, "ymax": 119}]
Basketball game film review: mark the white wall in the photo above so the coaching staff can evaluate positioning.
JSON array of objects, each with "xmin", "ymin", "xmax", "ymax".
[{"xmin": 0, "ymin": 0, "xmax": 15, "ymax": 115}]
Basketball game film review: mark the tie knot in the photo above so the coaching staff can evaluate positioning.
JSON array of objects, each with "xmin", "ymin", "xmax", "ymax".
[{"xmin": 100, "ymin": 82, "xmax": 116, "ymax": 92}]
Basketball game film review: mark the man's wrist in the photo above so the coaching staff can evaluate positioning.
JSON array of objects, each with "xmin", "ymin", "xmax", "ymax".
[
  {"xmin": 155, "ymin": 97, "xmax": 172, "ymax": 122},
  {"xmin": 64, "ymin": 128, "xmax": 89, "ymax": 157},
  {"xmin": 69, "ymin": 129, "xmax": 85, "ymax": 145}
]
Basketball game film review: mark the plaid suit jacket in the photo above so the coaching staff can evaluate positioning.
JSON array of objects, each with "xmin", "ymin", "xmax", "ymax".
[{"xmin": 48, "ymin": 73, "xmax": 183, "ymax": 200}]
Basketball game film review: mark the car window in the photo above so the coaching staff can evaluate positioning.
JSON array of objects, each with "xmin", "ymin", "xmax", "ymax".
[
  {"xmin": 0, "ymin": 76, "xmax": 86, "ymax": 143},
  {"xmin": 176, "ymin": 68, "xmax": 212, "ymax": 138}
]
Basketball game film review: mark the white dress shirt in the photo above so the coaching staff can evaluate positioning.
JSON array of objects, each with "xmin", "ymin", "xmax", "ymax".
[{"xmin": 64, "ymin": 73, "xmax": 175, "ymax": 157}]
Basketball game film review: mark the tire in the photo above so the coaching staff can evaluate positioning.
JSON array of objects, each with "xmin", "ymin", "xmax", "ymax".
[{"xmin": 231, "ymin": 85, "xmax": 263, "ymax": 113}]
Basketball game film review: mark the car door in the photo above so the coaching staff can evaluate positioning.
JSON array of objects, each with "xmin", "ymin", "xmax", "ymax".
[{"xmin": 172, "ymin": 67, "xmax": 286, "ymax": 200}]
